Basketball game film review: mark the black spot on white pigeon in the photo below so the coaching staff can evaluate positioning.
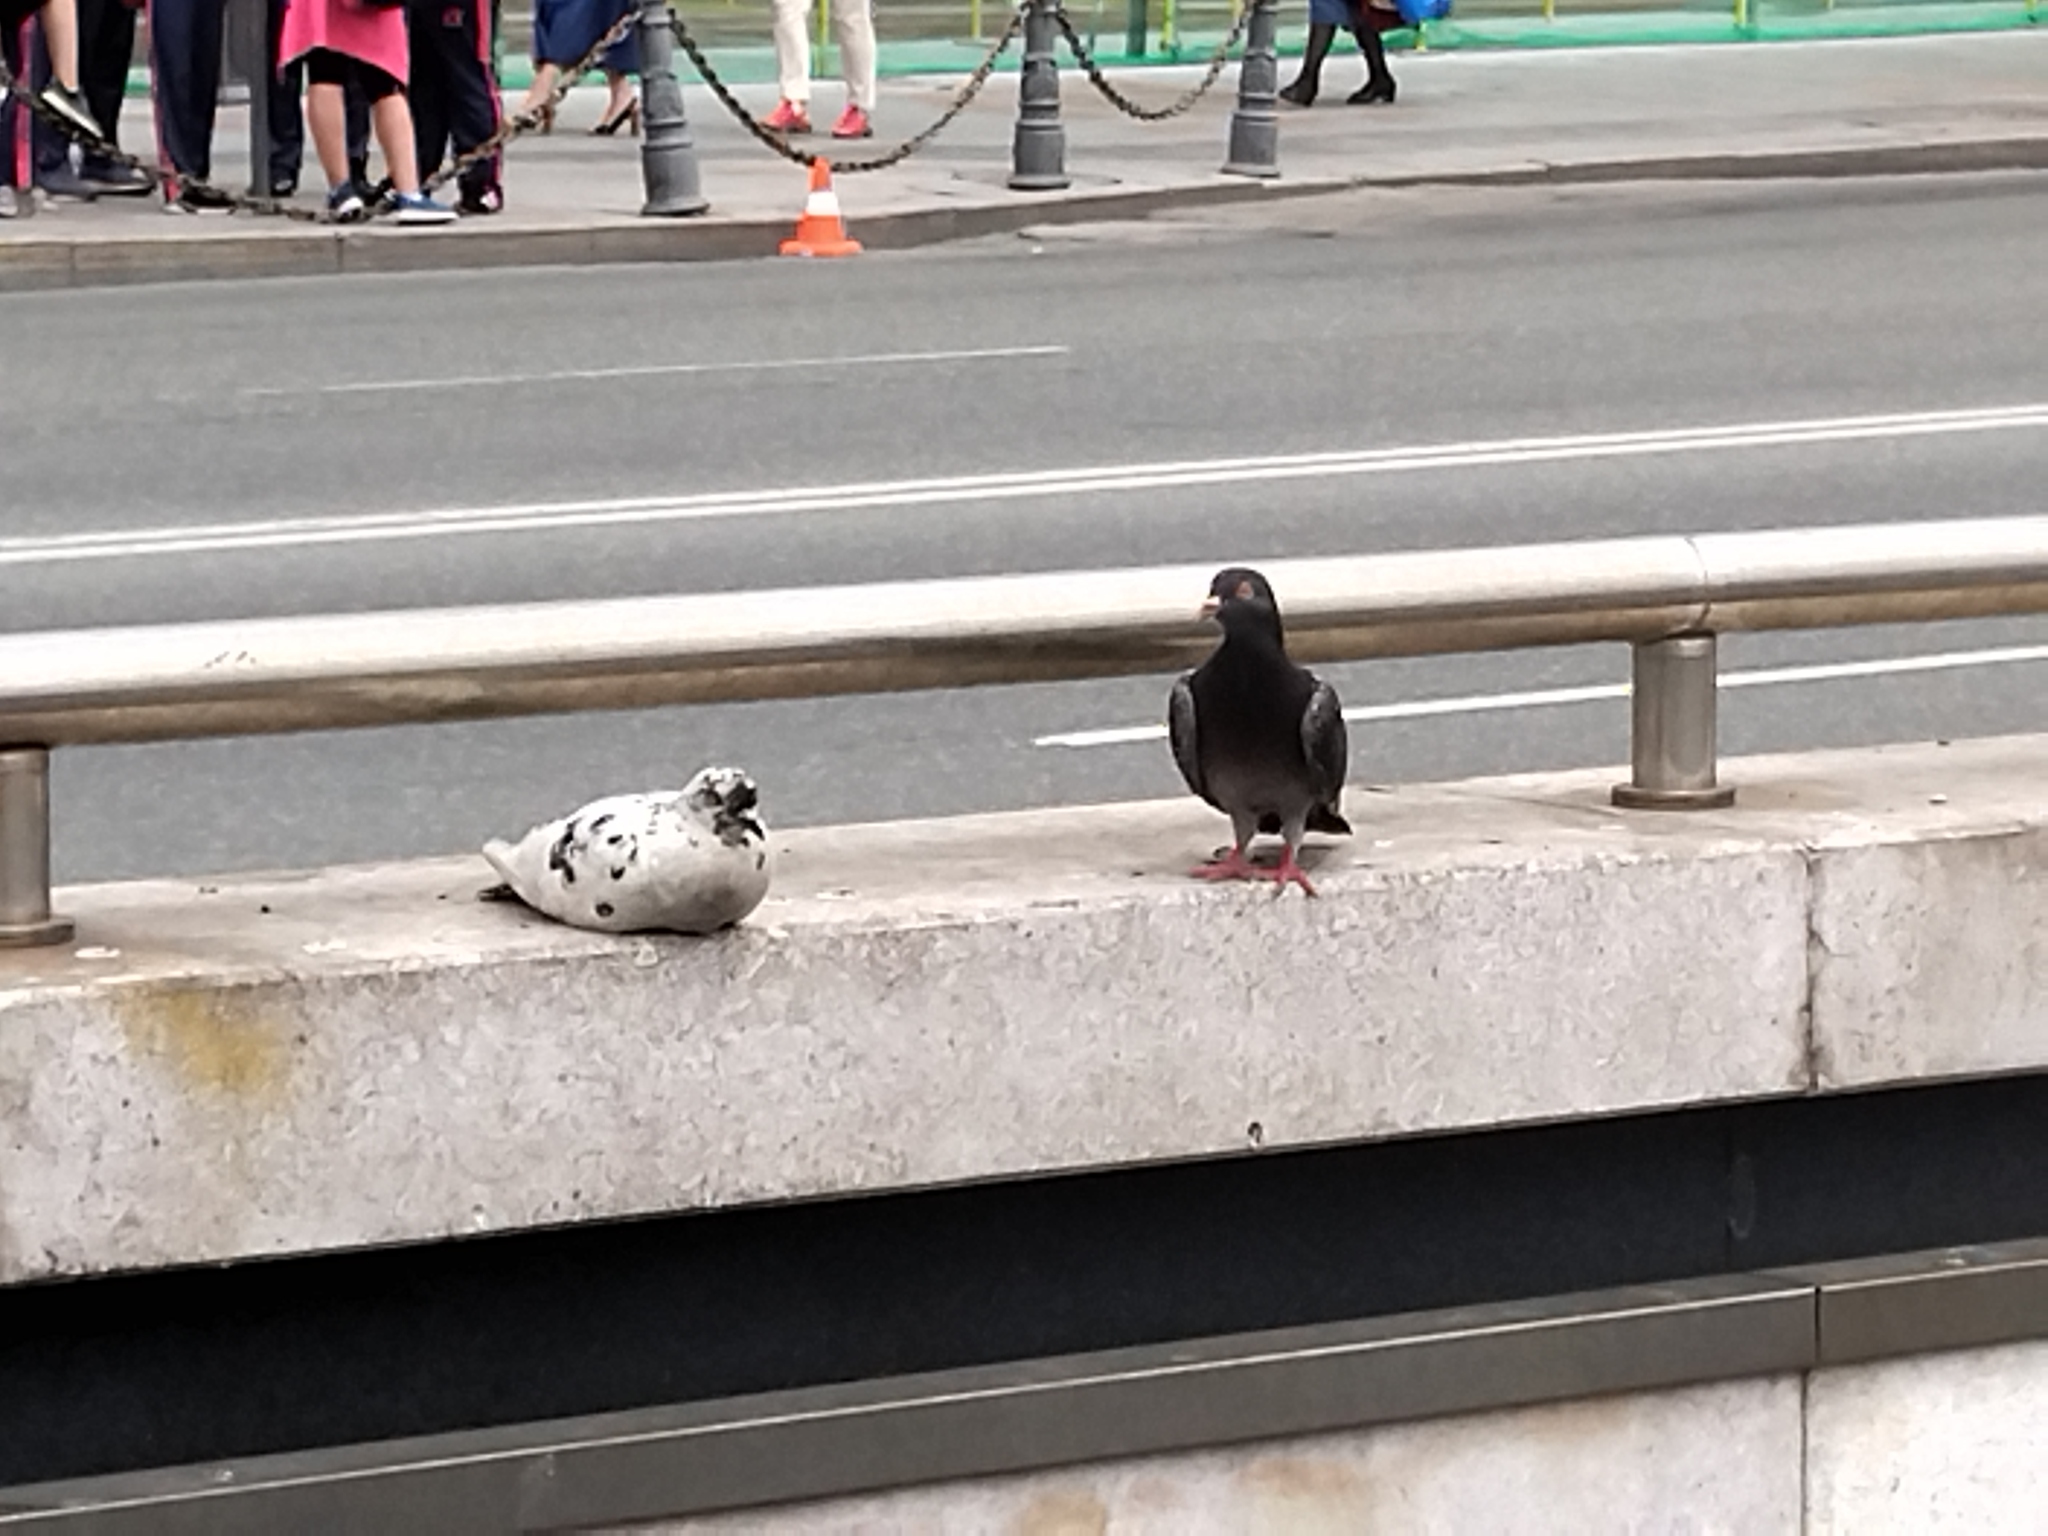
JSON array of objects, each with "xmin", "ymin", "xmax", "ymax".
[
  {"xmin": 481, "ymin": 767, "xmax": 772, "ymax": 934},
  {"xmin": 1168, "ymin": 567, "xmax": 1351, "ymax": 896}
]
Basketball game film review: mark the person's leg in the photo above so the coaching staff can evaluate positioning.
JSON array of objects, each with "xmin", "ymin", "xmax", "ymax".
[
  {"xmin": 365, "ymin": 74, "xmax": 418, "ymax": 192},
  {"xmin": 77, "ymin": 0, "xmax": 131, "ymax": 141},
  {"xmin": 343, "ymin": 72, "xmax": 369, "ymax": 182},
  {"xmin": 32, "ymin": 0, "xmax": 78, "ymax": 89},
  {"xmin": 767, "ymin": 0, "xmax": 811, "ymax": 122},
  {"xmin": 406, "ymin": 0, "xmax": 448, "ymax": 182},
  {"xmin": 145, "ymin": 0, "xmax": 223, "ymax": 184},
  {"xmin": 1279, "ymin": 21, "xmax": 1335, "ymax": 107},
  {"xmin": 265, "ymin": 0, "xmax": 305, "ymax": 190},
  {"xmin": 438, "ymin": 0, "xmax": 503, "ymax": 200},
  {"xmin": 1346, "ymin": 21, "xmax": 1394, "ymax": 102},
  {"xmin": 305, "ymin": 75, "xmax": 350, "ymax": 187},
  {"xmin": 829, "ymin": 0, "xmax": 874, "ymax": 115}
]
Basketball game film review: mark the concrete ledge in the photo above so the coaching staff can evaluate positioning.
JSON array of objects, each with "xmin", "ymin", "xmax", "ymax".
[
  {"xmin": 0, "ymin": 733, "xmax": 2041, "ymax": 1284},
  {"xmin": 3, "ymin": 134, "xmax": 2044, "ymax": 292}
]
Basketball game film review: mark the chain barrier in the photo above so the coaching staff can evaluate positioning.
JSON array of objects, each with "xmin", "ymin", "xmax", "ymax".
[
  {"xmin": 1054, "ymin": 6, "xmax": 1250, "ymax": 122},
  {"xmin": 0, "ymin": 8, "xmax": 630, "ymax": 221},
  {"xmin": 667, "ymin": 5, "xmax": 1022, "ymax": 173}
]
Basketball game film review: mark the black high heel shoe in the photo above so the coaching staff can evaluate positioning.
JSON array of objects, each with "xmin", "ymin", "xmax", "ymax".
[
  {"xmin": 592, "ymin": 100, "xmax": 641, "ymax": 137},
  {"xmin": 1277, "ymin": 77, "xmax": 1317, "ymax": 107},
  {"xmin": 1346, "ymin": 76, "xmax": 1397, "ymax": 104}
]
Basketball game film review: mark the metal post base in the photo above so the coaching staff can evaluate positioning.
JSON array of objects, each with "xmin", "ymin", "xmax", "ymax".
[
  {"xmin": 1611, "ymin": 634, "xmax": 1736, "ymax": 811},
  {"xmin": 638, "ymin": 0, "xmax": 710, "ymax": 218},
  {"xmin": 1222, "ymin": 0, "xmax": 1281, "ymax": 178},
  {"xmin": 0, "ymin": 746, "xmax": 72, "ymax": 949},
  {"xmin": 1010, "ymin": 0, "xmax": 1069, "ymax": 191}
]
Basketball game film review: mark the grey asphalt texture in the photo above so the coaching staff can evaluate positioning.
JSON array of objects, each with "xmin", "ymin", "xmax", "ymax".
[{"xmin": 2, "ymin": 173, "xmax": 2043, "ymax": 882}]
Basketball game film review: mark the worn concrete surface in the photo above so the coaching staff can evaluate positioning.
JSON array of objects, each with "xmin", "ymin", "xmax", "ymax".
[
  {"xmin": 2, "ymin": 32, "xmax": 2044, "ymax": 287},
  {"xmin": 1809, "ymin": 826, "xmax": 2047, "ymax": 1088},
  {"xmin": 1806, "ymin": 1340, "xmax": 2048, "ymax": 1533},
  {"xmin": 650, "ymin": 1376, "xmax": 1804, "ymax": 1535},
  {"xmin": 0, "ymin": 732, "xmax": 2040, "ymax": 1285}
]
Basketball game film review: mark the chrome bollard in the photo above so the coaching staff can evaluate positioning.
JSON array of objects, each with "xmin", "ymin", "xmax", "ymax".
[
  {"xmin": 1222, "ymin": 0, "xmax": 1281, "ymax": 178},
  {"xmin": 0, "ymin": 747, "xmax": 72, "ymax": 948},
  {"xmin": 1612, "ymin": 634, "xmax": 1737, "ymax": 810},
  {"xmin": 639, "ymin": 0, "xmax": 710, "ymax": 217},
  {"xmin": 1010, "ymin": 0, "xmax": 1070, "ymax": 190}
]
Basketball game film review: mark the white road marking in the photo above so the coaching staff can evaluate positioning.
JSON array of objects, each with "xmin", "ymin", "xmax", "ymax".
[
  {"xmin": 240, "ymin": 344, "xmax": 1072, "ymax": 397},
  {"xmin": 1032, "ymin": 644, "xmax": 2048, "ymax": 749},
  {"xmin": 3, "ymin": 402, "xmax": 2046, "ymax": 568}
]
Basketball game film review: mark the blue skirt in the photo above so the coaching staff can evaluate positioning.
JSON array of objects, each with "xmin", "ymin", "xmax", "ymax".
[{"xmin": 532, "ymin": 0, "xmax": 641, "ymax": 74}]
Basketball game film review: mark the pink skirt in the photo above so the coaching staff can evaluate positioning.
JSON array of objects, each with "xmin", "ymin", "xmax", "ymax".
[{"xmin": 278, "ymin": 0, "xmax": 409, "ymax": 82}]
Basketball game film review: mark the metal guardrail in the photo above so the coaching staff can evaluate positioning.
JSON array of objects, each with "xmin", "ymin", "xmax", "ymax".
[
  {"xmin": 3, "ymin": 1237, "xmax": 2045, "ymax": 1532},
  {"xmin": 2, "ymin": 515, "xmax": 2045, "ymax": 945}
]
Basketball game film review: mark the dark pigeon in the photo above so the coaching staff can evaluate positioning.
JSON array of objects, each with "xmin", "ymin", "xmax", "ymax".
[{"xmin": 1168, "ymin": 567, "xmax": 1351, "ymax": 895}]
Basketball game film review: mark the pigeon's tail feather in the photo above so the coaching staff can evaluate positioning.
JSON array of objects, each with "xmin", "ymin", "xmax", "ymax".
[
  {"xmin": 1307, "ymin": 803, "xmax": 1352, "ymax": 837},
  {"xmin": 481, "ymin": 838, "xmax": 523, "ymax": 889}
]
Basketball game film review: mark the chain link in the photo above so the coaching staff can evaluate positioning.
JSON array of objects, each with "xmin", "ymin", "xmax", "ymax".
[
  {"xmin": 668, "ymin": 6, "xmax": 1022, "ymax": 174},
  {"xmin": 1056, "ymin": 4, "xmax": 1250, "ymax": 122}
]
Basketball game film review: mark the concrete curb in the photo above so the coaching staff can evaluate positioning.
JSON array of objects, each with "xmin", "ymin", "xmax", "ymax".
[{"xmin": 1, "ymin": 134, "xmax": 2043, "ymax": 291}]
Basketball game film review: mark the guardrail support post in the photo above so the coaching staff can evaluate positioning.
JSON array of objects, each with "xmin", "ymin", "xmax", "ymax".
[
  {"xmin": 0, "ymin": 747, "xmax": 72, "ymax": 949},
  {"xmin": 1010, "ymin": 0, "xmax": 1070, "ymax": 190},
  {"xmin": 1612, "ymin": 635, "xmax": 1736, "ymax": 810},
  {"xmin": 638, "ymin": 0, "xmax": 710, "ymax": 217},
  {"xmin": 1222, "ymin": 0, "xmax": 1281, "ymax": 178}
]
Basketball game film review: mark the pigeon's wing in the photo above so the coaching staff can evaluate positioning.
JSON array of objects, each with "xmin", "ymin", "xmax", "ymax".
[
  {"xmin": 1168, "ymin": 672, "xmax": 1212, "ymax": 805},
  {"xmin": 1301, "ymin": 675, "xmax": 1350, "ymax": 822}
]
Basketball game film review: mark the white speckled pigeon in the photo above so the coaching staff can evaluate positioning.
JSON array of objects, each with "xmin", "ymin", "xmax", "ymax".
[
  {"xmin": 1168, "ymin": 567, "xmax": 1350, "ymax": 896},
  {"xmin": 482, "ymin": 766, "xmax": 771, "ymax": 934}
]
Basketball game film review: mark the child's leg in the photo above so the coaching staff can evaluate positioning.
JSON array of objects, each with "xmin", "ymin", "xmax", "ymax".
[{"xmin": 369, "ymin": 88, "xmax": 420, "ymax": 193}]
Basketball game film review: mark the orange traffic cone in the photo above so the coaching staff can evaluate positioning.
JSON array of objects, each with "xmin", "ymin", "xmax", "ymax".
[{"xmin": 779, "ymin": 158, "xmax": 862, "ymax": 258}]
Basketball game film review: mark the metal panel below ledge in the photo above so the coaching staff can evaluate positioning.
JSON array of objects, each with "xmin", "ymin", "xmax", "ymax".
[{"xmin": 0, "ymin": 1240, "xmax": 2038, "ymax": 1534}]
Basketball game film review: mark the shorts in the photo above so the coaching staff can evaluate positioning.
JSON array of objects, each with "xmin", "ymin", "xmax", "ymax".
[{"xmin": 304, "ymin": 47, "xmax": 403, "ymax": 101}]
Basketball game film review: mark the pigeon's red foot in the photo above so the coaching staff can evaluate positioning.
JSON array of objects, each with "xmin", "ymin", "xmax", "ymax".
[
  {"xmin": 1271, "ymin": 847, "xmax": 1319, "ymax": 898},
  {"xmin": 1191, "ymin": 848, "xmax": 1258, "ymax": 882}
]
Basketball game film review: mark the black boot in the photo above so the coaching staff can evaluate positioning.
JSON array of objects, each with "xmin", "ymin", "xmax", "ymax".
[
  {"xmin": 1346, "ymin": 28, "xmax": 1397, "ymax": 103},
  {"xmin": 1280, "ymin": 22, "xmax": 1336, "ymax": 107}
]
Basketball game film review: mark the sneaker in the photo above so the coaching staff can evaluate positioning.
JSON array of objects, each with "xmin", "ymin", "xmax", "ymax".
[
  {"xmin": 830, "ymin": 103, "xmax": 871, "ymax": 140},
  {"xmin": 176, "ymin": 181, "xmax": 237, "ymax": 212},
  {"xmin": 325, "ymin": 183, "xmax": 366, "ymax": 223},
  {"xmin": 81, "ymin": 160, "xmax": 154, "ymax": 196},
  {"xmin": 36, "ymin": 83, "xmax": 105, "ymax": 146},
  {"xmin": 390, "ymin": 190, "xmax": 457, "ymax": 225},
  {"xmin": 268, "ymin": 172, "xmax": 299, "ymax": 199},
  {"xmin": 0, "ymin": 186, "xmax": 18, "ymax": 220},
  {"xmin": 762, "ymin": 99, "xmax": 811, "ymax": 135},
  {"xmin": 457, "ymin": 183, "xmax": 503, "ymax": 216},
  {"xmin": 35, "ymin": 160, "xmax": 97, "ymax": 201}
]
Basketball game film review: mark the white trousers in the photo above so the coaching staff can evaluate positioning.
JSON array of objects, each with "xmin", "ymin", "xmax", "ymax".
[{"xmin": 771, "ymin": 0, "xmax": 877, "ymax": 111}]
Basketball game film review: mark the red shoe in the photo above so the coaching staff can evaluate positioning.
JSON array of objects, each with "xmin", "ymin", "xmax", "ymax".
[
  {"xmin": 830, "ymin": 103, "xmax": 872, "ymax": 140},
  {"xmin": 763, "ymin": 99, "xmax": 812, "ymax": 135}
]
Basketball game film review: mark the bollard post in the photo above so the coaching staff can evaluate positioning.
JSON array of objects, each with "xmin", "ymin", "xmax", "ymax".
[
  {"xmin": 1611, "ymin": 634, "xmax": 1736, "ymax": 810},
  {"xmin": 0, "ymin": 747, "xmax": 72, "ymax": 949},
  {"xmin": 1010, "ymin": 0, "xmax": 1069, "ymax": 190},
  {"xmin": 1221, "ymin": 0, "xmax": 1280, "ymax": 178},
  {"xmin": 638, "ymin": 0, "xmax": 710, "ymax": 216}
]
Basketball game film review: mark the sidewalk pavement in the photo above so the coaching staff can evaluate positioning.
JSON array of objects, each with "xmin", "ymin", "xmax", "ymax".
[{"xmin": 1, "ymin": 30, "xmax": 2042, "ymax": 290}]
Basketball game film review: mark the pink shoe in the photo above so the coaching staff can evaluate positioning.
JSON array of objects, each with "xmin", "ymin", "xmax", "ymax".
[
  {"xmin": 763, "ymin": 99, "xmax": 812, "ymax": 135},
  {"xmin": 830, "ymin": 103, "xmax": 872, "ymax": 139}
]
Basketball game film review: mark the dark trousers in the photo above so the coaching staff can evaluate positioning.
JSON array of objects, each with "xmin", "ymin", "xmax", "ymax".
[
  {"xmin": 408, "ymin": 0, "xmax": 498, "ymax": 198},
  {"xmin": 31, "ymin": 0, "xmax": 136, "ymax": 176},
  {"xmin": 145, "ymin": 0, "xmax": 222, "ymax": 180}
]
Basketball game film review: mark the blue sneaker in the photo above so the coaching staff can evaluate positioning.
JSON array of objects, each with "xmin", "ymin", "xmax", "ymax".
[{"xmin": 391, "ymin": 190, "xmax": 457, "ymax": 226}]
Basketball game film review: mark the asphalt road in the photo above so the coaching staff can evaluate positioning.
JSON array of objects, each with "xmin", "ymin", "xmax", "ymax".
[{"xmin": 3, "ymin": 174, "xmax": 2043, "ymax": 883}]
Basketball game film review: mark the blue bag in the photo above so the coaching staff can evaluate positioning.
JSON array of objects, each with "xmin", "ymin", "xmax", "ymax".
[{"xmin": 1395, "ymin": 0, "xmax": 1451, "ymax": 22}]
